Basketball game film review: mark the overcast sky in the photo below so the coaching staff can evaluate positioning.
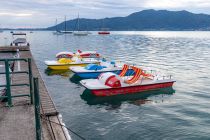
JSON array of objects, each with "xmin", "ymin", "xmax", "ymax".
[{"xmin": 1, "ymin": 0, "xmax": 210, "ymax": 28}]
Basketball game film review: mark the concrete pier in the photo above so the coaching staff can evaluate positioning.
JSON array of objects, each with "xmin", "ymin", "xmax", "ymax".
[{"xmin": 0, "ymin": 46, "xmax": 71, "ymax": 140}]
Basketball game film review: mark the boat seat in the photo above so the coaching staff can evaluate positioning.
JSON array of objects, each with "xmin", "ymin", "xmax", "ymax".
[
  {"xmin": 119, "ymin": 64, "xmax": 129, "ymax": 77},
  {"xmin": 58, "ymin": 58, "xmax": 73, "ymax": 64},
  {"xmin": 125, "ymin": 66, "xmax": 142, "ymax": 84},
  {"xmin": 85, "ymin": 64, "xmax": 106, "ymax": 70}
]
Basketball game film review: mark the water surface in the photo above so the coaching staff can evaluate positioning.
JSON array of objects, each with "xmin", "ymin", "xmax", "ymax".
[{"xmin": 1, "ymin": 31, "xmax": 210, "ymax": 140}]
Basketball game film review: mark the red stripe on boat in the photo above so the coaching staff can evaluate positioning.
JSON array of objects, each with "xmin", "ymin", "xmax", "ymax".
[
  {"xmin": 92, "ymin": 82, "xmax": 174, "ymax": 96},
  {"xmin": 80, "ymin": 53, "xmax": 100, "ymax": 58}
]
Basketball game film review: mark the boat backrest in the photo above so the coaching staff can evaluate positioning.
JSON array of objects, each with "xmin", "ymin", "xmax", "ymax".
[
  {"xmin": 119, "ymin": 64, "xmax": 129, "ymax": 77},
  {"xmin": 56, "ymin": 51, "xmax": 74, "ymax": 59},
  {"xmin": 77, "ymin": 51, "xmax": 100, "ymax": 58},
  {"xmin": 124, "ymin": 66, "xmax": 142, "ymax": 84}
]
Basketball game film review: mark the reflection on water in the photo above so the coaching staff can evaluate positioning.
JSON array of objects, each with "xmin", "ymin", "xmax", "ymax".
[
  {"xmin": 81, "ymin": 87, "xmax": 175, "ymax": 107},
  {"xmin": 69, "ymin": 74, "xmax": 83, "ymax": 84},
  {"xmin": 45, "ymin": 69, "xmax": 73, "ymax": 77},
  {"xmin": 3, "ymin": 31, "xmax": 209, "ymax": 140}
]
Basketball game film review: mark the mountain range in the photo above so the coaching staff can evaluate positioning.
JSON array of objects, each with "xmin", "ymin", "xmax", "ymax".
[{"xmin": 48, "ymin": 9, "xmax": 210, "ymax": 31}]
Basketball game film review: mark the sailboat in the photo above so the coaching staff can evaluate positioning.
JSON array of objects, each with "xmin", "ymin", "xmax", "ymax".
[
  {"xmin": 98, "ymin": 19, "xmax": 110, "ymax": 35},
  {"xmin": 60, "ymin": 16, "xmax": 73, "ymax": 34},
  {"xmin": 53, "ymin": 19, "xmax": 63, "ymax": 35},
  {"xmin": 0, "ymin": 24, "xmax": 3, "ymax": 33},
  {"xmin": 73, "ymin": 14, "xmax": 88, "ymax": 36}
]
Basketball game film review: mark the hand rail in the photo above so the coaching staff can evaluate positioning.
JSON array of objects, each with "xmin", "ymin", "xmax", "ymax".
[
  {"xmin": 0, "ymin": 58, "xmax": 33, "ymax": 107},
  {"xmin": 0, "ymin": 58, "xmax": 28, "ymax": 62}
]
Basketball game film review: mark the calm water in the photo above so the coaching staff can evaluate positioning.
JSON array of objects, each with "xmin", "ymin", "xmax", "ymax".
[{"xmin": 1, "ymin": 31, "xmax": 210, "ymax": 140}]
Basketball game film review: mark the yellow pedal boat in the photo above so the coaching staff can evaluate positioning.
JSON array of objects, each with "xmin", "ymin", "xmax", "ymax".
[{"xmin": 45, "ymin": 58, "xmax": 100, "ymax": 70}]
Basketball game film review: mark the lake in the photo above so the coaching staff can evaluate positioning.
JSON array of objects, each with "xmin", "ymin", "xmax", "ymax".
[{"xmin": 1, "ymin": 31, "xmax": 210, "ymax": 140}]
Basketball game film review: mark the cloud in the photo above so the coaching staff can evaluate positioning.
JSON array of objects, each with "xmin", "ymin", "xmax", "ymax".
[
  {"xmin": 142, "ymin": 0, "xmax": 210, "ymax": 9},
  {"xmin": 0, "ymin": 12, "xmax": 32, "ymax": 17},
  {"xmin": 143, "ymin": 0, "xmax": 184, "ymax": 9},
  {"xmin": 1, "ymin": 0, "xmax": 210, "ymax": 28}
]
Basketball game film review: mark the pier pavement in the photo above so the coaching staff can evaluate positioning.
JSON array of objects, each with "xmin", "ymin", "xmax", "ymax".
[{"xmin": 0, "ymin": 46, "xmax": 71, "ymax": 140}]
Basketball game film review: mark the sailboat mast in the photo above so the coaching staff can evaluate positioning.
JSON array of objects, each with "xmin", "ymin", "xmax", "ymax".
[
  {"xmin": 102, "ymin": 18, "xmax": 104, "ymax": 29},
  {"xmin": 55, "ymin": 18, "xmax": 58, "ymax": 31},
  {"xmin": 77, "ymin": 13, "xmax": 79, "ymax": 31},
  {"xmin": 65, "ymin": 15, "xmax": 66, "ymax": 31}
]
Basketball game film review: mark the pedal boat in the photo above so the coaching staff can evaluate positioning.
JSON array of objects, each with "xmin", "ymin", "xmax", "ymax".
[
  {"xmin": 70, "ymin": 61, "xmax": 134, "ymax": 78},
  {"xmin": 56, "ymin": 50, "xmax": 100, "ymax": 59},
  {"xmin": 45, "ymin": 57, "xmax": 100, "ymax": 70},
  {"xmin": 45, "ymin": 50, "xmax": 101, "ymax": 70},
  {"xmin": 80, "ymin": 65, "xmax": 175, "ymax": 96}
]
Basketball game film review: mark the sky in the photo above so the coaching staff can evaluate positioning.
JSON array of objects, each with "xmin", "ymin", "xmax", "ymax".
[{"xmin": 1, "ymin": 0, "xmax": 210, "ymax": 28}]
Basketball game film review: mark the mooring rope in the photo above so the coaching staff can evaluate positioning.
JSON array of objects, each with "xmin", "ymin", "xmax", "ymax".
[{"xmin": 41, "ymin": 115, "xmax": 86, "ymax": 140}]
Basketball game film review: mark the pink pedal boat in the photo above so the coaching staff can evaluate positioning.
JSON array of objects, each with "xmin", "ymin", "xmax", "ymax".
[{"xmin": 80, "ymin": 65, "xmax": 175, "ymax": 96}]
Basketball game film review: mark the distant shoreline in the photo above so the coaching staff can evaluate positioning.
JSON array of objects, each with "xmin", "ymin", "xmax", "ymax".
[
  {"xmin": 1, "ymin": 29, "xmax": 210, "ymax": 31},
  {"xmin": 2, "ymin": 10, "xmax": 210, "ymax": 31}
]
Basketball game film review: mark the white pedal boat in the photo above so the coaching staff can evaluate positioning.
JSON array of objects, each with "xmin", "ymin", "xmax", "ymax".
[{"xmin": 80, "ymin": 65, "xmax": 175, "ymax": 96}]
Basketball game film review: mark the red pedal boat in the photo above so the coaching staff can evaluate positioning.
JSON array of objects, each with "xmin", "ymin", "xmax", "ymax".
[
  {"xmin": 98, "ymin": 31, "xmax": 110, "ymax": 35},
  {"xmin": 80, "ymin": 65, "xmax": 175, "ymax": 96}
]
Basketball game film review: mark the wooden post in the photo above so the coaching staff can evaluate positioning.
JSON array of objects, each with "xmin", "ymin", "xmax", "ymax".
[{"xmin": 33, "ymin": 77, "xmax": 41, "ymax": 140}]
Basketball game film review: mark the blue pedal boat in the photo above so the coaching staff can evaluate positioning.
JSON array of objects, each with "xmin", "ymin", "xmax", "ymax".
[{"xmin": 70, "ymin": 61, "xmax": 134, "ymax": 79}]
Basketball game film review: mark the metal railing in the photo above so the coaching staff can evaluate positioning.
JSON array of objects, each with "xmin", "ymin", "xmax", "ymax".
[
  {"xmin": 0, "ymin": 58, "xmax": 33, "ymax": 106},
  {"xmin": 0, "ymin": 58, "xmax": 42, "ymax": 139}
]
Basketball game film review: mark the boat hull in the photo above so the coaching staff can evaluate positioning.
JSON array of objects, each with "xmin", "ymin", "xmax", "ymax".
[
  {"xmin": 48, "ymin": 63, "xmax": 90, "ymax": 70},
  {"xmin": 98, "ymin": 32, "xmax": 110, "ymax": 35},
  {"xmin": 60, "ymin": 31, "xmax": 73, "ymax": 34},
  {"xmin": 91, "ymin": 82, "xmax": 174, "ymax": 96},
  {"xmin": 75, "ymin": 69, "xmax": 134, "ymax": 78},
  {"xmin": 73, "ymin": 32, "xmax": 88, "ymax": 36}
]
